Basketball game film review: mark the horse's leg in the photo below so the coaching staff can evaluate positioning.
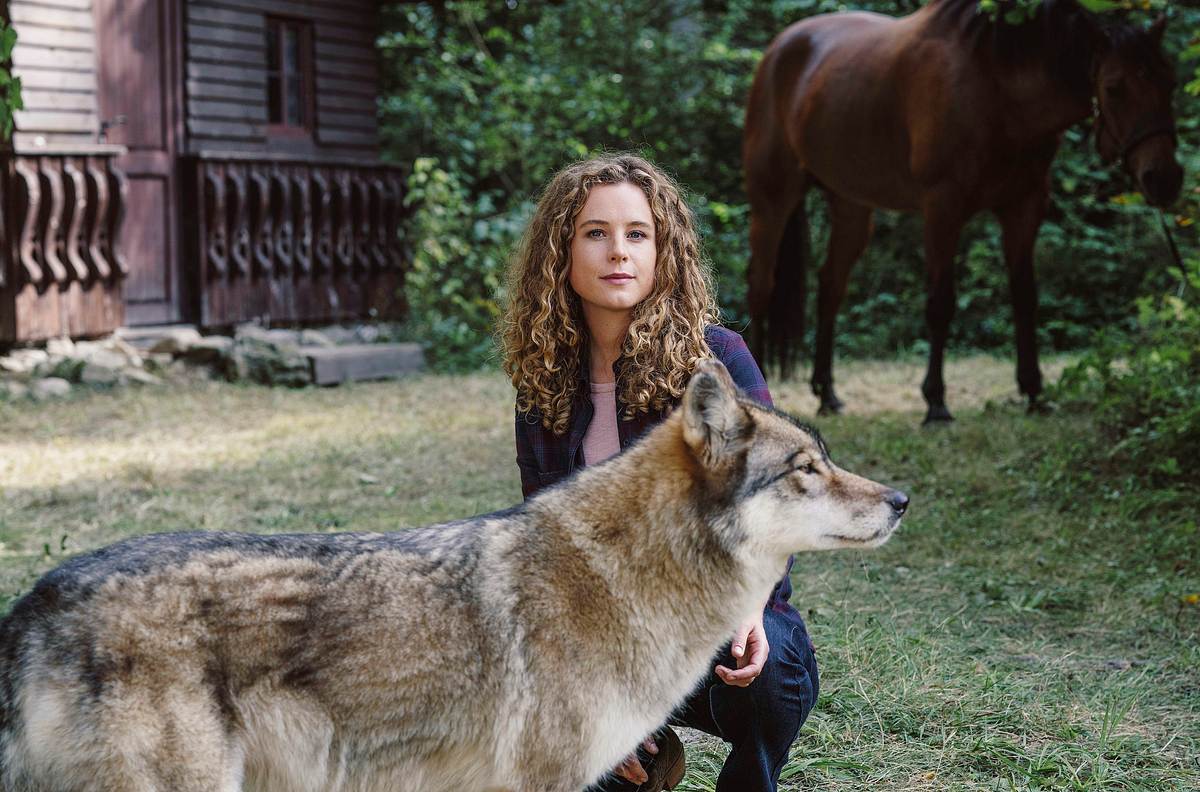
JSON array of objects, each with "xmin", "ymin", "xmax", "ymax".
[
  {"xmin": 811, "ymin": 194, "xmax": 873, "ymax": 414},
  {"xmin": 747, "ymin": 191, "xmax": 801, "ymax": 321},
  {"xmin": 920, "ymin": 199, "xmax": 968, "ymax": 424},
  {"xmin": 996, "ymin": 189, "xmax": 1048, "ymax": 412},
  {"xmin": 745, "ymin": 138, "xmax": 807, "ymax": 369}
]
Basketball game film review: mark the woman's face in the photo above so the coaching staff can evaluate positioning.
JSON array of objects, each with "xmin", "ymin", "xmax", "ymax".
[{"xmin": 568, "ymin": 182, "xmax": 657, "ymax": 324}]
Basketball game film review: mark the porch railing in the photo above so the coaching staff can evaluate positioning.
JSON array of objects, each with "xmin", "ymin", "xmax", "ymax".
[
  {"xmin": 184, "ymin": 152, "xmax": 410, "ymax": 329},
  {"xmin": 0, "ymin": 144, "xmax": 128, "ymax": 342}
]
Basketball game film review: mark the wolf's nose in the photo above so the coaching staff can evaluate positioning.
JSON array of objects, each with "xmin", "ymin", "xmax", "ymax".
[{"xmin": 886, "ymin": 490, "xmax": 909, "ymax": 516}]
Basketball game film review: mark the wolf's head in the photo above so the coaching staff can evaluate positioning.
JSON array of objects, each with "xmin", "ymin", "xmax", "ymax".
[{"xmin": 682, "ymin": 359, "xmax": 906, "ymax": 555}]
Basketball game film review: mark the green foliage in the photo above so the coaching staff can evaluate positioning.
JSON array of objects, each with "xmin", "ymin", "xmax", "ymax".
[
  {"xmin": 400, "ymin": 159, "xmax": 529, "ymax": 369},
  {"xmin": 380, "ymin": 0, "xmax": 1199, "ymax": 369},
  {"xmin": 0, "ymin": 21, "xmax": 24, "ymax": 140},
  {"xmin": 1054, "ymin": 255, "xmax": 1200, "ymax": 485},
  {"xmin": 379, "ymin": 0, "xmax": 774, "ymax": 368},
  {"xmin": 1049, "ymin": 16, "xmax": 1200, "ymax": 489},
  {"xmin": 980, "ymin": 0, "xmax": 1043, "ymax": 24}
]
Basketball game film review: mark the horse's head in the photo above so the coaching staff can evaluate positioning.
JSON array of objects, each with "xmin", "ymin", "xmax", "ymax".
[{"xmin": 1093, "ymin": 15, "xmax": 1182, "ymax": 207}]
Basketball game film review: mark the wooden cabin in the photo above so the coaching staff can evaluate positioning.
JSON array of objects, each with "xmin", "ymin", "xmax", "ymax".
[{"xmin": 0, "ymin": 0, "xmax": 407, "ymax": 343}]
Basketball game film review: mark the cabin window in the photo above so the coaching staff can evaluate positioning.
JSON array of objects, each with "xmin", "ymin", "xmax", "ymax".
[{"xmin": 265, "ymin": 17, "xmax": 314, "ymax": 135}]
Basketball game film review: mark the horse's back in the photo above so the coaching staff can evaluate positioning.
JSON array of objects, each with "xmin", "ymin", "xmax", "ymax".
[{"xmin": 747, "ymin": 6, "xmax": 974, "ymax": 209}]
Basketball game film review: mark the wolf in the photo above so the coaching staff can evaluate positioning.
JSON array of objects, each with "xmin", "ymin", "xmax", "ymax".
[{"xmin": 0, "ymin": 360, "xmax": 907, "ymax": 792}]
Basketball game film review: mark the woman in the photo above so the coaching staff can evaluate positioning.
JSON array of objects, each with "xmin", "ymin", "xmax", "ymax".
[{"xmin": 499, "ymin": 154, "xmax": 817, "ymax": 792}]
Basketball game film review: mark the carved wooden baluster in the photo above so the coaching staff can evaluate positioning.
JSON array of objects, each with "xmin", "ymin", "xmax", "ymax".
[
  {"xmin": 38, "ymin": 158, "xmax": 70, "ymax": 285},
  {"xmin": 13, "ymin": 157, "xmax": 45, "ymax": 286},
  {"xmin": 204, "ymin": 164, "xmax": 229, "ymax": 279},
  {"xmin": 370, "ymin": 176, "xmax": 389, "ymax": 270},
  {"xmin": 271, "ymin": 168, "xmax": 293, "ymax": 275},
  {"xmin": 226, "ymin": 164, "xmax": 251, "ymax": 278},
  {"xmin": 292, "ymin": 167, "xmax": 313, "ymax": 275},
  {"xmin": 353, "ymin": 174, "xmax": 371, "ymax": 273},
  {"xmin": 62, "ymin": 158, "xmax": 91, "ymax": 282},
  {"xmin": 381, "ymin": 171, "xmax": 399, "ymax": 270},
  {"xmin": 387, "ymin": 171, "xmax": 407, "ymax": 270},
  {"xmin": 78, "ymin": 161, "xmax": 110, "ymax": 281},
  {"xmin": 106, "ymin": 161, "xmax": 130, "ymax": 278},
  {"xmin": 333, "ymin": 169, "xmax": 354, "ymax": 275},
  {"xmin": 249, "ymin": 166, "xmax": 273, "ymax": 277},
  {"xmin": 102, "ymin": 160, "xmax": 130, "ymax": 278},
  {"xmin": 0, "ymin": 159, "xmax": 6, "ymax": 290},
  {"xmin": 85, "ymin": 158, "xmax": 114, "ymax": 281},
  {"xmin": 311, "ymin": 168, "xmax": 333, "ymax": 274},
  {"xmin": 0, "ymin": 162, "xmax": 5, "ymax": 290}
]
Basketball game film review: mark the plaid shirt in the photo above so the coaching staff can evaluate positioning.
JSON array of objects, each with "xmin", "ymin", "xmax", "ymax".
[{"xmin": 515, "ymin": 325, "xmax": 795, "ymax": 610}]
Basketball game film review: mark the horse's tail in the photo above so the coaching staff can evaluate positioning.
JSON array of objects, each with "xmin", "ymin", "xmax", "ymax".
[{"xmin": 752, "ymin": 201, "xmax": 809, "ymax": 380}]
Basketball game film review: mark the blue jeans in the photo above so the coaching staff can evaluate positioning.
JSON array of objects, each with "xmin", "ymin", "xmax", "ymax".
[{"xmin": 590, "ymin": 605, "xmax": 819, "ymax": 792}]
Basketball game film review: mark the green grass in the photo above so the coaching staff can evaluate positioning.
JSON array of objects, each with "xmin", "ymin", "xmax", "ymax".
[{"xmin": 1, "ymin": 355, "xmax": 1196, "ymax": 791}]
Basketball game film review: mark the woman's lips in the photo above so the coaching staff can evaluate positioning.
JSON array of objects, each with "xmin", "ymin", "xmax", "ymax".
[{"xmin": 602, "ymin": 273, "xmax": 634, "ymax": 281}]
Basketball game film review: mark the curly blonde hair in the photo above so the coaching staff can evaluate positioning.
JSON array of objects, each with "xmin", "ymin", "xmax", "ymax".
[{"xmin": 500, "ymin": 154, "xmax": 719, "ymax": 435}]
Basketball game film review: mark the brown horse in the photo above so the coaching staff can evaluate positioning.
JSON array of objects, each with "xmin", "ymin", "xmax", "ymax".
[{"xmin": 744, "ymin": 0, "xmax": 1182, "ymax": 423}]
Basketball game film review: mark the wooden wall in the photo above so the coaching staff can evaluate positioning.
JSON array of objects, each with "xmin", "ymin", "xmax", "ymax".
[
  {"xmin": 4, "ymin": 0, "xmax": 101, "ymax": 150},
  {"xmin": 185, "ymin": 0, "xmax": 380, "ymax": 158},
  {"xmin": 2, "ymin": 0, "xmax": 382, "ymax": 156}
]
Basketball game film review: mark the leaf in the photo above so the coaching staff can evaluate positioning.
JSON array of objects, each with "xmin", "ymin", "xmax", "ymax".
[
  {"xmin": 1077, "ymin": 0, "xmax": 1123, "ymax": 12},
  {"xmin": 0, "ymin": 25, "xmax": 16, "ymax": 62}
]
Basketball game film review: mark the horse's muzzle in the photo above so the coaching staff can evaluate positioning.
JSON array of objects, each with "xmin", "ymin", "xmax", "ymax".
[{"xmin": 1139, "ymin": 163, "xmax": 1183, "ymax": 208}]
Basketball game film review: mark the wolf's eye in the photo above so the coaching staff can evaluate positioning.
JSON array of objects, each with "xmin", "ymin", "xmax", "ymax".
[{"xmin": 797, "ymin": 461, "xmax": 817, "ymax": 475}]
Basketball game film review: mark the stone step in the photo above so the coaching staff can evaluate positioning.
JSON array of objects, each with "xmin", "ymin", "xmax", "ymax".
[
  {"xmin": 114, "ymin": 324, "xmax": 202, "ymax": 352},
  {"xmin": 302, "ymin": 343, "xmax": 425, "ymax": 386}
]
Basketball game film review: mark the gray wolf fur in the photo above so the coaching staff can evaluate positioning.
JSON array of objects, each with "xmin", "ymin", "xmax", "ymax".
[{"xmin": 0, "ymin": 360, "xmax": 906, "ymax": 792}]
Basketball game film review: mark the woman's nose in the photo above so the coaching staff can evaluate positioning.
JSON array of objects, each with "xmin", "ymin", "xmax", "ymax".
[{"xmin": 610, "ymin": 240, "xmax": 628, "ymax": 261}]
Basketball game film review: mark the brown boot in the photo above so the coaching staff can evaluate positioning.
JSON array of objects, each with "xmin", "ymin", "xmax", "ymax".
[{"xmin": 636, "ymin": 726, "xmax": 686, "ymax": 791}]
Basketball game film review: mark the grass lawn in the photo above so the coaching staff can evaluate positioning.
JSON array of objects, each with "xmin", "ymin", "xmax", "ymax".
[{"xmin": 1, "ymin": 354, "xmax": 1196, "ymax": 791}]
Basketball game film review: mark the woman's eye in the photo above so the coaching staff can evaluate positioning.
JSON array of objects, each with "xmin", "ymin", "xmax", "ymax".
[
  {"xmin": 628, "ymin": 230, "xmax": 647, "ymax": 240},
  {"xmin": 587, "ymin": 229, "xmax": 605, "ymax": 239}
]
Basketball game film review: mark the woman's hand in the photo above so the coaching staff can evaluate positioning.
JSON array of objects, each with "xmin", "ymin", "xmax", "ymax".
[
  {"xmin": 614, "ymin": 736, "xmax": 659, "ymax": 784},
  {"xmin": 715, "ymin": 615, "xmax": 769, "ymax": 687}
]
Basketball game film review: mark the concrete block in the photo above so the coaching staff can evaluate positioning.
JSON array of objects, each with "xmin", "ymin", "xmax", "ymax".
[{"xmin": 304, "ymin": 343, "xmax": 425, "ymax": 386}]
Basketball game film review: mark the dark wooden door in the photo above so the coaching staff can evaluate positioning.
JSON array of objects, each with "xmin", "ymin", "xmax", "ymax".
[{"xmin": 93, "ymin": 0, "xmax": 184, "ymax": 325}]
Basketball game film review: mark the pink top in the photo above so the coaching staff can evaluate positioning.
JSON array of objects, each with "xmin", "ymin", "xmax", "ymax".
[{"xmin": 582, "ymin": 380, "xmax": 621, "ymax": 465}]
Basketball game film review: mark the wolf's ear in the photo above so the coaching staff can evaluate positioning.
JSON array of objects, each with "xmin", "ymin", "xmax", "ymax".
[{"xmin": 682, "ymin": 360, "xmax": 752, "ymax": 466}]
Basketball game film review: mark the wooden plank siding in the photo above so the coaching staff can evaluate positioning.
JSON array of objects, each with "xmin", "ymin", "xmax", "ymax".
[
  {"xmin": 4, "ymin": 0, "xmax": 100, "ymax": 150},
  {"xmin": 184, "ymin": 0, "xmax": 380, "ymax": 158}
]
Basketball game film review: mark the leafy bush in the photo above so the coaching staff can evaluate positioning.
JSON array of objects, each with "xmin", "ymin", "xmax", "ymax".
[
  {"xmin": 1054, "ymin": 255, "xmax": 1200, "ymax": 485},
  {"xmin": 1050, "ymin": 18, "xmax": 1200, "ymax": 489},
  {"xmin": 400, "ymin": 159, "xmax": 529, "ymax": 369}
]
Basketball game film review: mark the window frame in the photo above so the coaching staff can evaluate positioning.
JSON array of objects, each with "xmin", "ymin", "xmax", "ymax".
[{"xmin": 265, "ymin": 16, "xmax": 315, "ymax": 139}]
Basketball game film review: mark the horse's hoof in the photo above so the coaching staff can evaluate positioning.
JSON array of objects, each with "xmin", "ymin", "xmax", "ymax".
[
  {"xmin": 922, "ymin": 406, "xmax": 954, "ymax": 425},
  {"xmin": 1026, "ymin": 398, "xmax": 1054, "ymax": 416},
  {"xmin": 817, "ymin": 399, "xmax": 844, "ymax": 416}
]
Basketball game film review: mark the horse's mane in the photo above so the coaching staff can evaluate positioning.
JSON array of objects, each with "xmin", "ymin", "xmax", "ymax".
[{"xmin": 925, "ymin": 0, "xmax": 1156, "ymax": 99}]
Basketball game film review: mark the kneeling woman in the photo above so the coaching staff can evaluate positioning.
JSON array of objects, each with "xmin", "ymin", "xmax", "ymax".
[{"xmin": 499, "ymin": 154, "xmax": 818, "ymax": 792}]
